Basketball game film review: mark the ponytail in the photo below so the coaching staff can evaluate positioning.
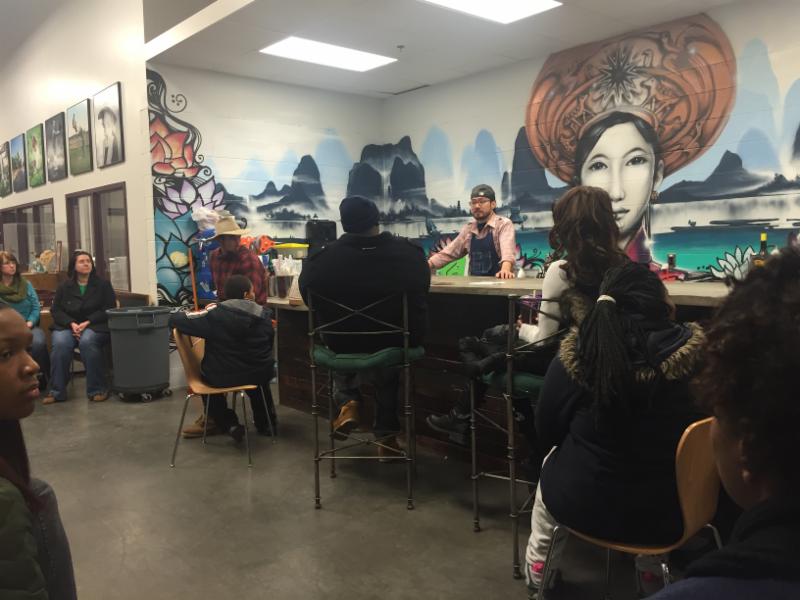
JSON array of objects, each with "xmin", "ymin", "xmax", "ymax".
[{"xmin": 577, "ymin": 262, "xmax": 670, "ymax": 421}]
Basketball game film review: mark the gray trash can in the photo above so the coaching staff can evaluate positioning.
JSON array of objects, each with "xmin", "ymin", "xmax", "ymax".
[{"xmin": 106, "ymin": 307, "xmax": 172, "ymax": 400}]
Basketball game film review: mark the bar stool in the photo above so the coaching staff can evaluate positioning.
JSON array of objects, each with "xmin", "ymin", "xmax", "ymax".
[
  {"xmin": 307, "ymin": 291, "xmax": 424, "ymax": 510},
  {"xmin": 470, "ymin": 294, "xmax": 564, "ymax": 578}
]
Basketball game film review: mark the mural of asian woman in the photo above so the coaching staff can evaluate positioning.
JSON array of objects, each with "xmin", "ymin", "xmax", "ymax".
[{"xmin": 526, "ymin": 14, "xmax": 736, "ymax": 278}]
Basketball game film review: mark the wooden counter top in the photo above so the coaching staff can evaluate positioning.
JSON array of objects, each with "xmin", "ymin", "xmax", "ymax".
[
  {"xmin": 429, "ymin": 275, "xmax": 729, "ymax": 307},
  {"xmin": 268, "ymin": 275, "xmax": 730, "ymax": 311}
]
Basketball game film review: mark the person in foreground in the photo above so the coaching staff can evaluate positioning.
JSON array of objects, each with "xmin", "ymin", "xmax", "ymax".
[
  {"xmin": 525, "ymin": 262, "xmax": 705, "ymax": 596},
  {"xmin": 299, "ymin": 195, "xmax": 430, "ymax": 458},
  {"xmin": 650, "ymin": 248, "xmax": 800, "ymax": 600},
  {"xmin": 0, "ymin": 251, "xmax": 49, "ymax": 383},
  {"xmin": 45, "ymin": 251, "xmax": 116, "ymax": 404},
  {"xmin": 0, "ymin": 304, "xmax": 77, "ymax": 599},
  {"xmin": 427, "ymin": 184, "xmax": 516, "ymax": 278},
  {"xmin": 170, "ymin": 275, "xmax": 277, "ymax": 441}
]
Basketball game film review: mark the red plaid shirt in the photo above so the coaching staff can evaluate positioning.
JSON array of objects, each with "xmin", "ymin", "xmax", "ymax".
[{"xmin": 209, "ymin": 246, "xmax": 267, "ymax": 305}]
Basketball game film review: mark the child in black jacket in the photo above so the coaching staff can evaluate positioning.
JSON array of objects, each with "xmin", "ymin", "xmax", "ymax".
[{"xmin": 169, "ymin": 275, "xmax": 276, "ymax": 440}]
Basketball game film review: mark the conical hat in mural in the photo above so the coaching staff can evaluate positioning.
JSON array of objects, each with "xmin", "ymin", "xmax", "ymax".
[{"xmin": 526, "ymin": 14, "xmax": 736, "ymax": 183}]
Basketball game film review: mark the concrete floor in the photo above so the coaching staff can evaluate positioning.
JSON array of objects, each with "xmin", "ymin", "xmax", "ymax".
[{"xmin": 24, "ymin": 377, "xmax": 646, "ymax": 600}]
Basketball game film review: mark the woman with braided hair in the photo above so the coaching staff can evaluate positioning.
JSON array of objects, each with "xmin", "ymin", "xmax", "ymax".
[{"xmin": 524, "ymin": 261, "xmax": 705, "ymax": 596}]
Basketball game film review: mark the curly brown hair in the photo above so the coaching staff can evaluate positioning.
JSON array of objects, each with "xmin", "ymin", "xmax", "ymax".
[
  {"xmin": 549, "ymin": 186, "xmax": 628, "ymax": 295},
  {"xmin": 695, "ymin": 247, "xmax": 800, "ymax": 494}
]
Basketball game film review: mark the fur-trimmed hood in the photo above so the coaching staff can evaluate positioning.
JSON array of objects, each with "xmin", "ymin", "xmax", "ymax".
[{"xmin": 560, "ymin": 321, "xmax": 705, "ymax": 384}]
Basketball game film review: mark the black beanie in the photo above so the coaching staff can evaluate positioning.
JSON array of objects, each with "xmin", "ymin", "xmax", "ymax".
[{"xmin": 339, "ymin": 196, "xmax": 379, "ymax": 234}]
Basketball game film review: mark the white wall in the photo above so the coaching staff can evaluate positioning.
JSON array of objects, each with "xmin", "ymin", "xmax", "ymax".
[
  {"xmin": 148, "ymin": 62, "xmax": 384, "ymax": 202},
  {"xmin": 0, "ymin": 0, "xmax": 155, "ymax": 299}
]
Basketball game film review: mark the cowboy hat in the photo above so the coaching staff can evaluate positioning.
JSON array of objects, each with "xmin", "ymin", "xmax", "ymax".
[{"xmin": 210, "ymin": 214, "xmax": 250, "ymax": 239}]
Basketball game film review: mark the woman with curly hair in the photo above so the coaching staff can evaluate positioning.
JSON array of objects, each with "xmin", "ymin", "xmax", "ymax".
[
  {"xmin": 518, "ymin": 185, "xmax": 629, "ymax": 344},
  {"xmin": 651, "ymin": 248, "xmax": 800, "ymax": 600}
]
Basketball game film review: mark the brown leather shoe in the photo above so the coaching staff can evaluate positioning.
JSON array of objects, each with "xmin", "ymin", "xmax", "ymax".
[
  {"xmin": 182, "ymin": 415, "xmax": 219, "ymax": 438},
  {"xmin": 378, "ymin": 436, "xmax": 405, "ymax": 463},
  {"xmin": 331, "ymin": 400, "xmax": 360, "ymax": 440},
  {"xmin": 42, "ymin": 395, "xmax": 57, "ymax": 405},
  {"xmin": 90, "ymin": 393, "xmax": 109, "ymax": 402}
]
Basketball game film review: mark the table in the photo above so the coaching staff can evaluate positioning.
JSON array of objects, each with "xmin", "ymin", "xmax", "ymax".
[{"xmin": 268, "ymin": 276, "xmax": 729, "ymax": 462}]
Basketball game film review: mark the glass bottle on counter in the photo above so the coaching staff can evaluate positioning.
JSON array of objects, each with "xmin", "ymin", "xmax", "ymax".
[{"xmin": 751, "ymin": 232, "xmax": 769, "ymax": 269}]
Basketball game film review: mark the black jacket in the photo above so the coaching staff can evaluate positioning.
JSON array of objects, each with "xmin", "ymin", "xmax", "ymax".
[
  {"xmin": 50, "ymin": 276, "xmax": 117, "ymax": 333},
  {"xmin": 652, "ymin": 498, "xmax": 800, "ymax": 599},
  {"xmin": 168, "ymin": 299, "xmax": 274, "ymax": 388},
  {"xmin": 299, "ymin": 232, "xmax": 430, "ymax": 354},
  {"xmin": 537, "ymin": 321, "xmax": 706, "ymax": 545}
]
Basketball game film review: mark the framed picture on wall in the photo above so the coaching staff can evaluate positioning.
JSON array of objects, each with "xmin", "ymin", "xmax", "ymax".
[
  {"xmin": 93, "ymin": 82, "xmax": 124, "ymax": 168},
  {"xmin": 45, "ymin": 112, "xmax": 67, "ymax": 182},
  {"xmin": 66, "ymin": 99, "xmax": 93, "ymax": 175},
  {"xmin": 0, "ymin": 142, "xmax": 11, "ymax": 197},
  {"xmin": 10, "ymin": 134, "xmax": 27, "ymax": 193},
  {"xmin": 26, "ymin": 124, "xmax": 46, "ymax": 187}
]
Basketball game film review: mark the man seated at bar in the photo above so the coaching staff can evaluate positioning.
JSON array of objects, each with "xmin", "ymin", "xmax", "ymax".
[
  {"xmin": 652, "ymin": 248, "xmax": 800, "ymax": 600},
  {"xmin": 170, "ymin": 275, "xmax": 276, "ymax": 441},
  {"xmin": 427, "ymin": 184, "xmax": 516, "ymax": 279},
  {"xmin": 299, "ymin": 195, "xmax": 430, "ymax": 457}
]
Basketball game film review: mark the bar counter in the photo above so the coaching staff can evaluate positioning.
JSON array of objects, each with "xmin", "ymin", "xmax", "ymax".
[{"xmin": 269, "ymin": 276, "xmax": 728, "ymax": 462}]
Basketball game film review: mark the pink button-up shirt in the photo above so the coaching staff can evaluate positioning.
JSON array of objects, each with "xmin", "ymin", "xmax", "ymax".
[{"xmin": 429, "ymin": 213, "xmax": 517, "ymax": 271}]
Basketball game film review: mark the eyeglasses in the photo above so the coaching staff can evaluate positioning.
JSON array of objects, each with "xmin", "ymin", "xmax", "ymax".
[{"xmin": 469, "ymin": 197, "xmax": 492, "ymax": 206}]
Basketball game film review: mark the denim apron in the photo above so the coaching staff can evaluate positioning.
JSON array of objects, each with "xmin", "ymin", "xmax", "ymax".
[{"xmin": 469, "ymin": 227, "xmax": 500, "ymax": 276}]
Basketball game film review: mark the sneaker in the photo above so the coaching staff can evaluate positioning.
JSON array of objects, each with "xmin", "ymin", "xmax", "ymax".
[
  {"xmin": 525, "ymin": 561, "xmax": 544, "ymax": 598},
  {"xmin": 228, "ymin": 424, "xmax": 245, "ymax": 443},
  {"xmin": 332, "ymin": 400, "xmax": 360, "ymax": 440},
  {"xmin": 182, "ymin": 415, "xmax": 219, "ymax": 438},
  {"xmin": 635, "ymin": 554, "xmax": 669, "ymax": 597},
  {"xmin": 426, "ymin": 408, "xmax": 469, "ymax": 444}
]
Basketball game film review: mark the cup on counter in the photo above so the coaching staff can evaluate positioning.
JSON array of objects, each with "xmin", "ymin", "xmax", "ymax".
[{"xmin": 276, "ymin": 275, "xmax": 294, "ymax": 299}]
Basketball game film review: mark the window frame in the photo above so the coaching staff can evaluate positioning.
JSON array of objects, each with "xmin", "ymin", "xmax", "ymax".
[
  {"xmin": 65, "ymin": 182, "xmax": 131, "ymax": 290},
  {"xmin": 0, "ymin": 198, "xmax": 56, "ymax": 272}
]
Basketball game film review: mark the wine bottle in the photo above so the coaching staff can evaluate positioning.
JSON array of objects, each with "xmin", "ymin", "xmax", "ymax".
[{"xmin": 751, "ymin": 232, "xmax": 769, "ymax": 269}]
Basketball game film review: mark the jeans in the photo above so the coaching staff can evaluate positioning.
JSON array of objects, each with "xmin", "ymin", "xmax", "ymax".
[
  {"xmin": 333, "ymin": 368, "xmax": 401, "ymax": 436},
  {"xmin": 50, "ymin": 328, "xmax": 110, "ymax": 401},
  {"xmin": 29, "ymin": 326, "xmax": 50, "ymax": 381}
]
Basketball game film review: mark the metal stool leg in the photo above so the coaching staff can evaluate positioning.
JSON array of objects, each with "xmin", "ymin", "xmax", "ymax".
[
  {"xmin": 259, "ymin": 386, "xmax": 277, "ymax": 442},
  {"xmin": 311, "ymin": 360, "xmax": 321, "ymax": 509},
  {"xmin": 538, "ymin": 525, "xmax": 564, "ymax": 600},
  {"xmin": 241, "ymin": 390, "xmax": 252, "ymax": 468},
  {"xmin": 470, "ymin": 380, "xmax": 480, "ymax": 532},
  {"xmin": 508, "ymin": 391, "xmax": 522, "ymax": 579},
  {"xmin": 202, "ymin": 394, "xmax": 212, "ymax": 445},
  {"xmin": 170, "ymin": 392, "xmax": 193, "ymax": 467},
  {"xmin": 404, "ymin": 361, "xmax": 414, "ymax": 510},
  {"xmin": 604, "ymin": 548, "xmax": 612, "ymax": 600},
  {"xmin": 328, "ymin": 370, "xmax": 336, "ymax": 479}
]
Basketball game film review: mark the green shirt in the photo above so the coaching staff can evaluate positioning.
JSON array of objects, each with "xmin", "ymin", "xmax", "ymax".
[{"xmin": 78, "ymin": 284, "xmax": 87, "ymax": 296}]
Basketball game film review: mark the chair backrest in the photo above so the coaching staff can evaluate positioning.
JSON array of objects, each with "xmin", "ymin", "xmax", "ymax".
[
  {"xmin": 173, "ymin": 329, "xmax": 205, "ymax": 389},
  {"xmin": 307, "ymin": 289, "xmax": 410, "ymax": 354},
  {"xmin": 675, "ymin": 417, "xmax": 720, "ymax": 541}
]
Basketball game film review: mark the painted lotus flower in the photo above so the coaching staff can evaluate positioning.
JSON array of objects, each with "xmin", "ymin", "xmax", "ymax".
[
  {"xmin": 709, "ymin": 246, "xmax": 755, "ymax": 280},
  {"xmin": 157, "ymin": 178, "xmax": 224, "ymax": 220},
  {"xmin": 150, "ymin": 116, "xmax": 200, "ymax": 178}
]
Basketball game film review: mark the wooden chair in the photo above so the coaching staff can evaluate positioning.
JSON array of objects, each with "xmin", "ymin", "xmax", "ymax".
[
  {"xmin": 538, "ymin": 417, "xmax": 723, "ymax": 599},
  {"xmin": 170, "ymin": 330, "xmax": 272, "ymax": 467}
]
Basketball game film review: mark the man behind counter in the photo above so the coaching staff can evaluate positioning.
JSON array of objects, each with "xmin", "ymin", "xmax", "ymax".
[{"xmin": 427, "ymin": 184, "xmax": 516, "ymax": 279}]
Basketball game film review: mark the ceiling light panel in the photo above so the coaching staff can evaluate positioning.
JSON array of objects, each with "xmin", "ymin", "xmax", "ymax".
[
  {"xmin": 420, "ymin": 0, "xmax": 562, "ymax": 24},
  {"xmin": 260, "ymin": 36, "xmax": 397, "ymax": 72}
]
